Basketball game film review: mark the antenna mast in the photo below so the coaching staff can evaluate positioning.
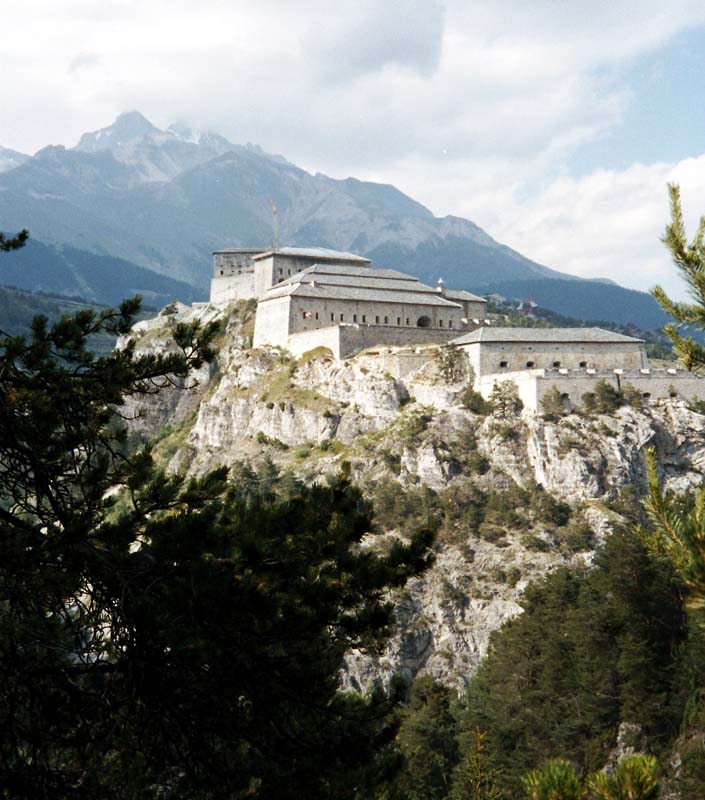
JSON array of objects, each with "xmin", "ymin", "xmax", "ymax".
[{"xmin": 270, "ymin": 199, "xmax": 279, "ymax": 251}]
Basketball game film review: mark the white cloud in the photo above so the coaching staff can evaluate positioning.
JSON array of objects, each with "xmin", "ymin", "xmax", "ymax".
[
  {"xmin": 3, "ymin": 0, "xmax": 705, "ymax": 296},
  {"xmin": 485, "ymin": 157, "xmax": 705, "ymax": 300}
]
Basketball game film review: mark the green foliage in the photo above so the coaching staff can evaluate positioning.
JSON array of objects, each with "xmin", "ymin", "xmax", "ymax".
[
  {"xmin": 437, "ymin": 347, "xmax": 468, "ymax": 383},
  {"xmin": 522, "ymin": 759, "xmax": 582, "ymax": 800},
  {"xmin": 462, "ymin": 531, "xmax": 685, "ymax": 795},
  {"xmin": 651, "ymin": 184, "xmax": 705, "ymax": 373},
  {"xmin": 582, "ymin": 380, "xmax": 624, "ymax": 415},
  {"xmin": 540, "ymin": 386, "xmax": 570, "ymax": 421},
  {"xmin": 589, "ymin": 754, "xmax": 659, "ymax": 800},
  {"xmin": 0, "ymin": 299, "xmax": 435, "ymax": 798},
  {"xmin": 0, "ymin": 228, "xmax": 29, "ymax": 252},
  {"xmin": 641, "ymin": 447, "xmax": 705, "ymax": 614},
  {"xmin": 489, "ymin": 380, "xmax": 523, "ymax": 418},
  {"xmin": 390, "ymin": 677, "xmax": 459, "ymax": 800},
  {"xmin": 450, "ymin": 728, "xmax": 505, "ymax": 800},
  {"xmin": 459, "ymin": 385, "xmax": 493, "ymax": 415}
]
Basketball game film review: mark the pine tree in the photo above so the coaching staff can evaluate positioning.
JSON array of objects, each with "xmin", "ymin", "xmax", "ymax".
[
  {"xmin": 450, "ymin": 728, "xmax": 505, "ymax": 800},
  {"xmin": 0, "ymin": 292, "xmax": 434, "ymax": 798},
  {"xmin": 651, "ymin": 183, "xmax": 705, "ymax": 372},
  {"xmin": 0, "ymin": 228, "xmax": 28, "ymax": 251}
]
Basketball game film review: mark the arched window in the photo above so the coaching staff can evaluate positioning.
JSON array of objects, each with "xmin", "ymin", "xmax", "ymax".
[{"xmin": 417, "ymin": 316, "xmax": 431, "ymax": 327}]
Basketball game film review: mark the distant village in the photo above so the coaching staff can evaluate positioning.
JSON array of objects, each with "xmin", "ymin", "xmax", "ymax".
[{"xmin": 202, "ymin": 246, "xmax": 702, "ymax": 412}]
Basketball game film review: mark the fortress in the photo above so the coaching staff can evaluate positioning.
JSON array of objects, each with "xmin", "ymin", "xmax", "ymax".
[{"xmin": 208, "ymin": 246, "xmax": 704, "ymax": 411}]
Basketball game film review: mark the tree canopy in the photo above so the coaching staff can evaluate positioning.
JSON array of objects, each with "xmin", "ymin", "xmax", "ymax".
[{"xmin": 0, "ymin": 295, "xmax": 433, "ymax": 798}]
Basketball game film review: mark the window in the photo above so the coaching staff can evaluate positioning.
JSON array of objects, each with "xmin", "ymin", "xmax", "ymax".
[
  {"xmin": 315, "ymin": 312, "xmax": 319, "ymax": 320},
  {"xmin": 552, "ymin": 361, "xmax": 561, "ymax": 368},
  {"xmin": 560, "ymin": 393, "xmax": 569, "ymax": 399},
  {"xmin": 579, "ymin": 361, "xmax": 587, "ymax": 368},
  {"xmin": 642, "ymin": 392, "xmax": 652, "ymax": 399},
  {"xmin": 448, "ymin": 320, "xmax": 453, "ymax": 329},
  {"xmin": 353, "ymin": 314, "xmax": 358, "ymax": 322},
  {"xmin": 499, "ymin": 360, "xmax": 508, "ymax": 368},
  {"xmin": 220, "ymin": 270, "xmax": 224, "ymax": 276},
  {"xmin": 397, "ymin": 317, "xmax": 401, "ymax": 325},
  {"xmin": 340, "ymin": 314, "xmax": 344, "ymax": 321},
  {"xmin": 375, "ymin": 316, "xmax": 379, "ymax": 324},
  {"xmin": 330, "ymin": 313, "xmax": 334, "ymax": 322},
  {"xmin": 670, "ymin": 390, "xmax": 678, "ymax": 398},
  {"xmin": 279, "ymin": 269, "xmax": 283, "ymax": 277},
  {"xmin": 288, "ymin": 269, "xmax": 291, "ymax": 275},
  {"xmin": 526, "ymin": 361, "xmax": 535, "ymax": 368},
  {"xmin": 384, "ymin": 316, "xmax": 389, "ymax": 324},
  {"xmin": 362, "ymin": 315, "xmax": 366, "ymax": 323},
  {"xmin": 439, "ymin": 319, "xmax": 444, "ymax": 327},
  {"xmin": 406, "ymin": 318, "xmax": 410, "ymax": 326}
]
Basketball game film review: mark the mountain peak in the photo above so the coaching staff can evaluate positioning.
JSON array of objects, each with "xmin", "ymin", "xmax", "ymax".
[{"xmin": 76, "ymin": 111, "xmax": 160, "ymax": 152}]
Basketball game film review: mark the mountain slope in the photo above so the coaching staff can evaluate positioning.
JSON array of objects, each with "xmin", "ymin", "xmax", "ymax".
[
  {"xmin": 0, "ymin": 112, "xmax": 668, "ymax": 328},
  {"xmin": 0, "ymin": 239, "xmax": 204, "ymax": 306}
]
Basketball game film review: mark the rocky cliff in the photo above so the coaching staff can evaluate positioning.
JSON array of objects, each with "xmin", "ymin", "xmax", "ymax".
[{"xmin": 121, "ymin": 301, "xmax": 705, "ymax": 690}]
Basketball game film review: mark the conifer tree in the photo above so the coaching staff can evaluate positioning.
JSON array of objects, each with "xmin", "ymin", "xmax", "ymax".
[
  {"xmin": 0, "ymin": 271, "xmax": 434, "ymax": 797},
  {"xmin": 651, "ymin": 183, "xmax": 705, "ymax": 372},
  {"xmin": 0, "ymin": 228, "xmax": 28, "ymax": 251}
]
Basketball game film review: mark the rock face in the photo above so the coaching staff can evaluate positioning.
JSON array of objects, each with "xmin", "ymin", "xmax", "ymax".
[{"xmin": 122, "ymin": 302, "xmax": 705, "ymax": 689}]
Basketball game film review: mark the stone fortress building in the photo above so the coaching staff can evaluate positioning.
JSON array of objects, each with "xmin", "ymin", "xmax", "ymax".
[
  {"xmin": 211, "ymin": 246, "xmax": 488, "ymax": 358},
  {"xmin": 208, "ymin": 245, "xmax": 704, "ymax": 411}
]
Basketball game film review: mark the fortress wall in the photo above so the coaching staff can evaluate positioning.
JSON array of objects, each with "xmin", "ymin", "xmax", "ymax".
[
  {"xmin": 252, "ymin": 296, "xmax": 293, "ymax": 349},
  {"xmin": 460, "ymin": 340, "xmax": 647, "ymax": 377},
  {"xmin": 477, "ymin": 368, "xmax": 705, "ymax": 412},
  {"xmin": 285, "ymin": 324, "xmax": 460, "ymax": 360},
  {"xmin": 210, "ymin": 273, "xmax": 255, "ymax": 304},
  {"xmin": 287, "ymin": 296, "xmax": 467, "ymax": 336}
]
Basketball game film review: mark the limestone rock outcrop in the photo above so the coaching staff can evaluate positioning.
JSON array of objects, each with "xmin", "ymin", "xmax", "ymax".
[{"xmin": 122, "ymin": 303, "xmax": 705, "ymax": 688}]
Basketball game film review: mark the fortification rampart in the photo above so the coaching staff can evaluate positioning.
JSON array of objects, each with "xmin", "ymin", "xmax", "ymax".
[
  {"xmin": 477, "ymin": 367, "xmax": 704, "ymax": 413},
  {"xmin": 283, "ymin": 323, "xmax": 460, "ymax": 360}
]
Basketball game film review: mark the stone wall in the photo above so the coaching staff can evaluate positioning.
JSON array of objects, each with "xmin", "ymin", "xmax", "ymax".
[
  {"xmin": 210, "ymin": 272, "xmax": 255, "ymax": 304},
  {"xmin": 477, "ymin": 367, "xmax": 705, "ymax": 412},
  {"xmin": 286, "ymin": 295, "xmax": 466, "ymax": 335},
  {"xmin": 459, "ymin": 340, "xmax": 647, "ymax": 378},
  {"xmin": 285, "ymin": 323, "xmax": 459, "ymax": 359}
]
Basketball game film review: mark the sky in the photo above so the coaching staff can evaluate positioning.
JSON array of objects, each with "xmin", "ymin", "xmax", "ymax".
[{"xmin": 3, "ymin": 0, "xmax": 705, "ymax": 298}]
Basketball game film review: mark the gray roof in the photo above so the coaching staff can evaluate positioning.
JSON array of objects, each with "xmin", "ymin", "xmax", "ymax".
[
  {"xmin": 444, "ymin": 288, "xmax": 487, "ymax": 304},
  {"xmin": 260, "ymin": 262, "xmax": 462, "ymax": 308},
  {"xmin": 265, "ymin": 283, "xmax": 462, "ymax": 307},
  {"xmin": 252, "ymin": 247, "xmax": 371, "ymax": 263},
  {"xmin": 212, "ymin": 248, "xmax": 267, "ymax": 255},
  {"xmin": 450, "ymin": 327, "xmax": 644, "ymax": 345}
]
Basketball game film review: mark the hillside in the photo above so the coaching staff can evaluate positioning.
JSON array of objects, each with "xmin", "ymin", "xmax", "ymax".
[
  {"xmin": 0, "ymin": 239, "xmax": 204, "ymax": 307},
  {"xmin": 120, "ymin": 300, "xmax": 705, "ymax": 690},
  {"xmin": 0, "ymin": 112, "xmax": 668, "ymax": 329}
]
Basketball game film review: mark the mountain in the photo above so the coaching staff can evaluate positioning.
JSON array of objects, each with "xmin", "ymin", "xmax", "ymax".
[
  {"xmin": 0, "ymin": 239, "xmax": 204, "ymax": 307},
  {"xmin": 0, "ymin": 145, "xmax": 29, "ymax": 173},
  {"xmin": 0, "ymin": 112, "xmax": 670, "ymax": 328}
]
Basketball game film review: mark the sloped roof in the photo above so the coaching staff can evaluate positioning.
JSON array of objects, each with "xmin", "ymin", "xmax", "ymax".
[
  {"xmin": 444, "ymin": 288, "xmax": 487, "ymax": 304},
  {"xmin": 450, "ymin": 327, "xmax": 644, "ymax": 345},
  {"xmin": 260, "ymin": 262, "xmax": 462, "ymax": 308},
  {"xmin": 252, "ymin": 247, "xmax": 371, "ymax": 263}
]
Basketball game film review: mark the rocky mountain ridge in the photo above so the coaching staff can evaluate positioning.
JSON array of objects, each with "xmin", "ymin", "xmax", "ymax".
[
  {"xmin": 0, "ymin": 112, "xmax": 668, "ymax": 327},
  {"xmin": 121, "ymin": 301, "xmax": 705, "ymax": 689}
]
